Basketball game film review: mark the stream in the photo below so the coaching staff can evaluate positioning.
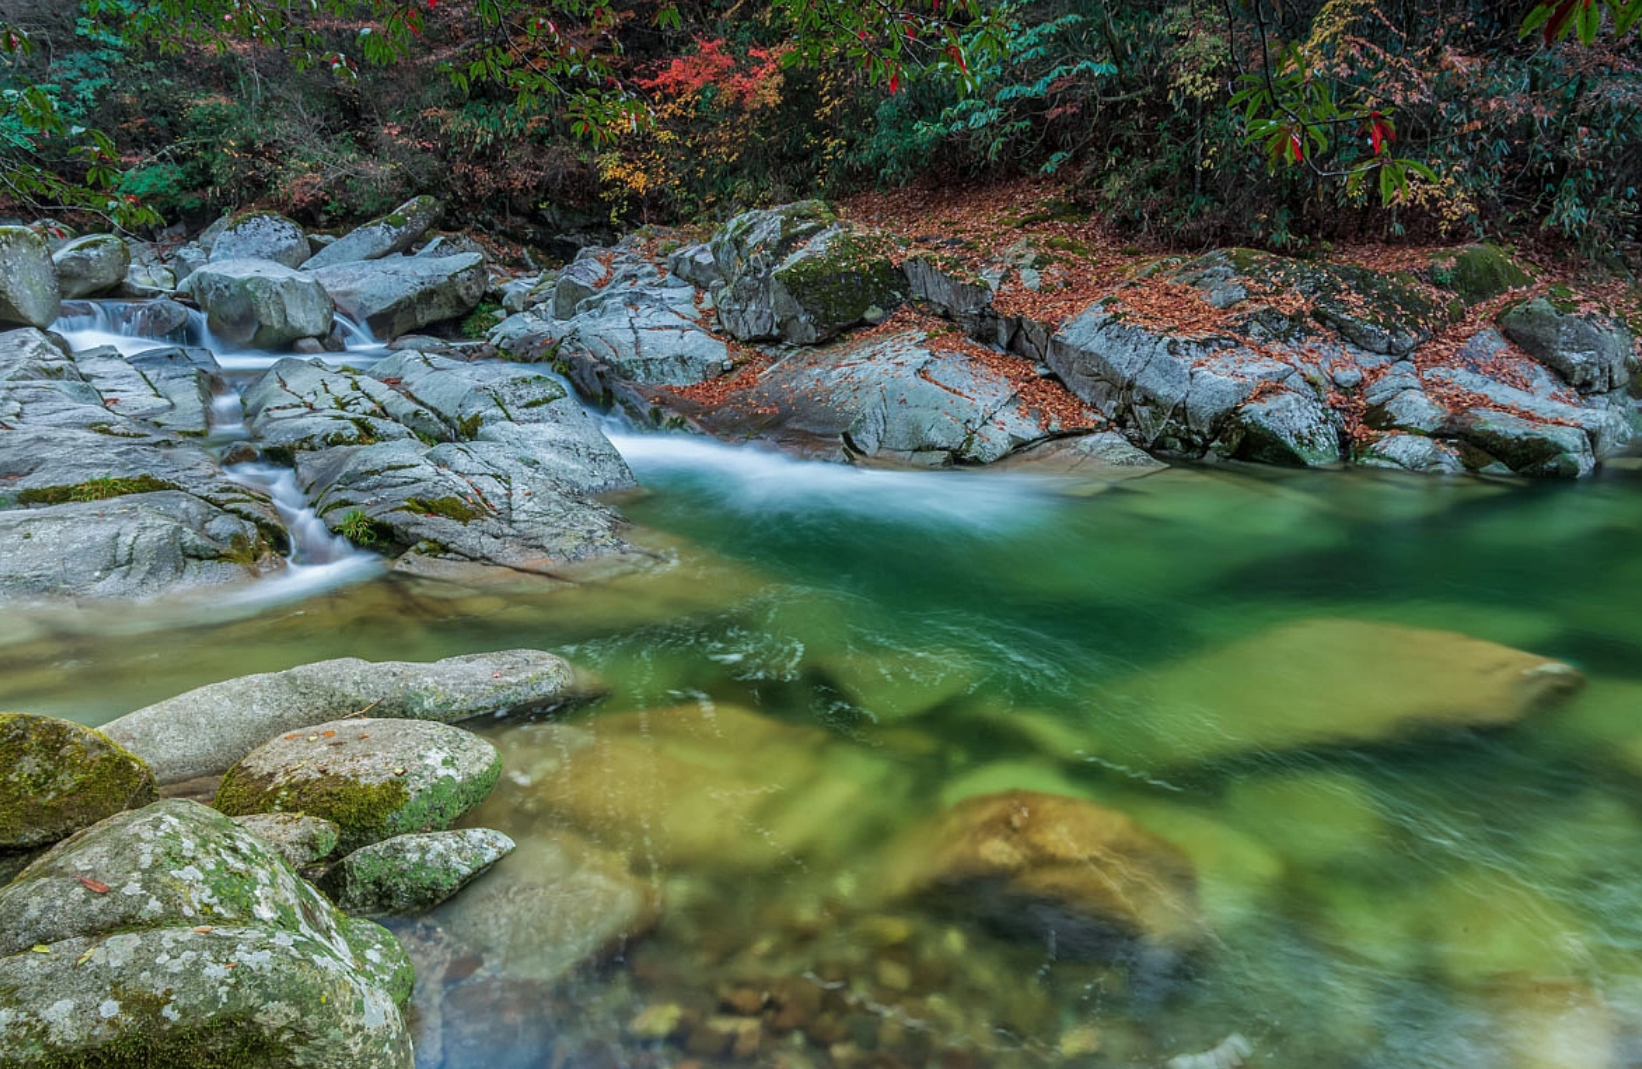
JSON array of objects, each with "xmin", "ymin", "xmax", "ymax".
[{"xmin": 6, "ymin": 304, "xmax": 1642, "ymax": 1068}]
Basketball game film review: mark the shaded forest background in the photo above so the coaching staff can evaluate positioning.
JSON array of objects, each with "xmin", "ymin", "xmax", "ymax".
[{"xmin": 1, "ymin": 0, "xmax": 1639, "ymax": 259}]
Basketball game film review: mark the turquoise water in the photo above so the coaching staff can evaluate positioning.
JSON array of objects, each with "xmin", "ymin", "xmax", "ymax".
[{"xmin": 5, "ymin": 426, "xmax": 1642, "ymax": 1069}]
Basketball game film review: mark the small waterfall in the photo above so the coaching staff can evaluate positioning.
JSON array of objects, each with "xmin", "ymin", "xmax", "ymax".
[{"xmin": 53, "ymin": 299, "xmax": 214, "ymax": 355}]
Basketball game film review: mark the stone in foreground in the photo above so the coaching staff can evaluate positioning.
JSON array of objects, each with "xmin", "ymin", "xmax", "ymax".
[
  {"xmin": 102, "ymin": 649, "xmax": 583, "ymax": 784},
  {"xmin": 0, "ymin": 713, "xmax": 157, "ymax": 849},
  {"xmin": 0, "ymin": 799, "xmax": 413, "ymax": 1068},
  {"xmin": 214, "ymin": 717, "xmax": 502, "ymax": 853},
  {"xmin": 321, "ymin": 828, "xmax": 514, "ymax": 916},
  {"xmin": 189, "ymin": 258, "xmax": 335, "ymax": 348}
]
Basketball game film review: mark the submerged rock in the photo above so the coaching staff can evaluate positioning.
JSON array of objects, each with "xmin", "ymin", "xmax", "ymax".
[
  {"xmin": 1097, "ymin": 618, "xmax": 1583, "ymax": 765},
  {"xmin": 104, "ymin": 649, "xmax": 580, "ymax": 785},
  {"xmin": 320, "ymin": 828, "xmax": 515, "ymax": 915},
  {"xmin": 886, "ymin": 790, "xmax": 1203, "ymax": 961},
  {"xmin": 189, "ymin": 258, "xmax": 335, "ymax": 348},
  {"xmin": 214, "ymin": 717, "xmax": 503, "ymax": 852},
  {"xmin": 0, "ymin": 225, "xmax": 61, "ymax": 328},
  {"xmin": 311, "ymin": 253, "xmax": 486, "ymax": 340},
  {"xmin": 208, "ymin": 211, "xmax": 311, "ymax": 269},
  {"xmin": 51, "ymin": 234, "xmax": 130, "ymax": 299},
  {"xmin": 0, "ymin": 713, "xmax": 157, "ymax": 849},
  {"xmin": 304, "ymin": 196, "xmax": 443, "ymax": 271},
  {"xmin": 0, "ymin": 799, "xmax": 413, "ymax": 1068}
]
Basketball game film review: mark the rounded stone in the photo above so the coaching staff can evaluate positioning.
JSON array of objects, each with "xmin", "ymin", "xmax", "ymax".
[
  {"xmin": 209, "ymin": 211, "xmax": 311, "ymax": 269},
  {"xmin": 52, "ymin": 234, "xmax": 132, "ymax": 299},
  {"xmin": 0, "ymin": 226, "xmax": 61, "ymax": 327},
  {"xmin": 320, "ymin": 827, "xmax": 515, "ymax": 915},
  {"xmin": 214, "ymin": 718, "xmax": 502, "ymax": 852},
  {"xmin": 0, "ymin": 712, "xmax": 158, "ymax": 849}
]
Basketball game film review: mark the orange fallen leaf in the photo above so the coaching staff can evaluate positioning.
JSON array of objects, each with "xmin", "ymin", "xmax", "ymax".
[
  {"xmin": 73, "ymin": 875, "xmax": 110, "ymax": 894},
  {"xmin": 192, "ymin": 925, "xmax": 214, "ymax": 934},
  {"xmin": 321, "ymin": 730, "xmax": 337, "ymax": 738}
]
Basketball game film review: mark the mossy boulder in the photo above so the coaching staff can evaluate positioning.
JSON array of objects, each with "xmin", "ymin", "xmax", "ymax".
[
  {"xmin": 0, "ymin": 713, "xmax": 157, "ymax": 849},
  {"xmin": 0, "ymin": 799, "xmax": 413, "ymax": 1068},
  {"xmin": 0, "ymin": 225, "xmax": 61, "ymax": 328},
  {"xmin": 214, "ymin": 718, "xmax": 502, "ymax": 853},
  {"xmin": 51, "ymin": 234, "xmax": 131, "ymax": 300},
  {"xmin": 1431, "ymin": 244, "xmax": 1533, "ymax": 303},
  {"xmin": 303, "ymin": 195, "xmax": 444, "ymax": 270},
  {"xmin": 209, "ymin": 212, "xmax": 311, "ymax": 269},
  {"xmin": 709, "ymin": 202, "xmax": 903, "ymax": 345},
  {"xmin": 1500, "ymin": 296, "xmax": 1636, "ymax": 394},
  {"xmin": 319, "ymin": 828, "xmax": 514, "ymax": 916}
]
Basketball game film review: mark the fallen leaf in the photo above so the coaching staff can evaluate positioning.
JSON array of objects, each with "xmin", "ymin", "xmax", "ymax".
[
  {"xmin": 73, "ymin": 874, "xmax": 110, "ymax": 894},
  {"xmin": 322, "ymin": 730, "xmax": 337, "ymax": 738},
  {"xmin": 30, "ymin": 944, "xmax": 50, "ymax": 954},
  {"xmin": 192, "ymin": 925, "xmax": 214, "ymax": 934},
  {"xmin": 75, "ymin": 947, "xmax": 95, "ymax": 966}
]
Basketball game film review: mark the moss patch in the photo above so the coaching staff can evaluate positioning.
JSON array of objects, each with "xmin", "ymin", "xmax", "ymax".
[
  {"xmin": 215, "ymin": 771, "xmax": 411, "ymax": 853},
  {"xmin": 17, "ymin": 475, "xmax": 175, "ymax": 505},
  {"xmin": 0, "ymin": 714, "xmax": 157, "ymax": 848},
  {"xmin": 400, "ymin": 495, "xmax": 483, "ymax": 523},
  {"xmin": 1432, "ymin": 244, "xmax": 1533, "ymax": 303}
]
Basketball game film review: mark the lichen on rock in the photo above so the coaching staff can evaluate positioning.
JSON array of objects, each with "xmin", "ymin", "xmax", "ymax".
[{"xmin": 0, "ymin": 713, "xmax": 157, "ymax": 849}]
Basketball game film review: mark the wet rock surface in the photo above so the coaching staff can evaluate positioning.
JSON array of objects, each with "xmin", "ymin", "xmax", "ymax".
[
  {"xmin": 0, "ymin": 799, "xmax": 414, "ymax": 1068},
  {"xmin": 0, "ymin": 328, "xmax": 283, "ymax": 600},
  {"xmin": 321, "ymin": 828, "xmax": 515, "ymax": 916},
  {"xmin": 103, "ymin": 649, "xmax": 585, "ymax": 784}
]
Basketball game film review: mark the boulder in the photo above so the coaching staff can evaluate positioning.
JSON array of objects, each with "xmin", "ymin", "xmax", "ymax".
[
  {"xmin": 0, "ymin": 799, "xmax": 413, "ymax": 1068},
  {"xmin": 213, "ymin": 717, "xmax": 503, "ymax": 852},
  {"xmin": 667, "ymin": 241, "xmax": 720, "ymax": 288},
  {"xmin": 1096, "ymin": 618, "xmax": 1584, "ymax": 765},
  {"xmin": 103, "ymin": 649, "xmax": 584, "ymax": 785},
  {"xmin": 658, "ymin": 329, "xmax": 1076, "ymax": 464},
  {"xmin": 558, "ymin": 302, "xmax": 731, "ymax": 394},
  {"xmin": 320, "ymin": 828, "xmax": 514, "ymax": 915},
  {"xmin": 552, "ymin": 252, "xmax": 613, "ymax": 319},
  {"xmin": 118, "ymin": 261, "xmax": 178, "ymax": 297},
  {"xmin": 710, "ymin": 201, "xmax": 904, "ymax": 345},
  {"xmin": 241, "ymin": 356, "xmax": 447, "ymax": 460},
  {"xmin": 885, "ymin": 790, "xmax": 1203, "ymax": 960},
  {"xmin": 1432, "ymin": 244, "xmax": 1533, "ymax": 303},
  {"xmin": 190, "ymin": 258, "xmax": 335, "ymax": 348},
  {"xmin": 231, "ymin": 812, "xmax": 342, "ymax": 867},
  {"xmin": 1500, "ymin": 296, "xmax": 1636, "ymax": 394},
  {"xmin": 208, "ymin": 212, "xmax": 311, "ymax": 268},
  {"xmin": 51, "ymin": 234, "xmax": 130, "ymax": 299},
  {"xmin": 0, "ymin": 225, "xmax": 61, "ymax": 327},
  {"xmin": 311, "ymin": 253, "xmax": 486, "ymax": 340},
  {"xmin": 303, "ymin": 196, "xmax": 443, "ymax": 270},
  {"xmin": 0, "ymin": 713, "xmax": 157, "ymax": 848}
]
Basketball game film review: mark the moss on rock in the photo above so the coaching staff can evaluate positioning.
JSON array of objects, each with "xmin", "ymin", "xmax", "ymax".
[
  {"xmin": 1432, "ymin": 244, "xmax": 1533, "ymax": 303},
  {"xmin": 0, "ymin": 713, "xmax": 157, "ymax": 849}
]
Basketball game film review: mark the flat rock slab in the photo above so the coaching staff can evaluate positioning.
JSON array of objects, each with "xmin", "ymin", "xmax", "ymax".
[
  {"xmin": 214, "ymin": 717, "xmax": 502, "ymax": 853},
  {"xmin": 321, "ymin": 828, "xmax": 514, "ymax": 916},
  {"xmin": 104, "ymin": 649, "xmax": 581, "ymax": 785},
  {"xmin": 0, "ymin": 713, "xmax": 156, "ymax": 849}
]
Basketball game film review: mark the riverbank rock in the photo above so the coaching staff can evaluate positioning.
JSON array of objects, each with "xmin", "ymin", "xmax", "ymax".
[
  {"xmin": 654, "ymin": 328, "xmax": 1089, "ymax": 464},
  {"xmin": 0, "ymin": 800, "xmax": 413, "ymax": 1068},
  {"xmin": 103, "ymin": 649, "xmax": 584, "ymax": 785},
  {"xmin": 0, "ymin": 226, "xmax": 61, "ymax": 327},
  {"xmin": 320, "ymin": 828, "xmax": 515, "ymax": 915},
  {"xmin": 52, "ymin": 234, "xmax": 130, "ymax": 299},
  {"xmin": 885, "ymin": 790, "xmax": 1203, "ymax": 961},
  {"xmin": 0, "ymin": 327, "xmax": 285, "ymax": 600},
  {"xmin": 1499, "ymin": 296, "xmax": 1636, "ymax": 395},
  {"xmin": 1430, "ymin": 244, "xmax": 1533, "ymax": 304},
  {"xmin": 214, "ymin": 717, "xmax": 503, "ymax": 852},
  {"xmin": 190, "ymin": 258, "xmax": 335, "ymax": 348},
  {"xmin": 305, "ymin": 196, "xmax": 444, "ymax": 270},
  {"xmin": 208, "ymin": 212, "xmax": 311, "ymax": 269},
  {"xmin": 312, "ymin": 253, "xmax": 486, "ymax": 340},
  {"xmin": 1095, "ymin": 618, "xmax": 1584, "ymax": 766},
  {"xmin": 710, "ymin": 201, "xmax": 904, "ymax": 345},
  {"xmin": 0, "ymin": 713, "xmax": 157, "ymax": 848}
]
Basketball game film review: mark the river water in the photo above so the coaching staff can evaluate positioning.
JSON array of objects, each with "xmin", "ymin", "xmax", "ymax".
[{"xmin": 6, "ymin": 308, "xmax": 1642, "ymax": 1069}]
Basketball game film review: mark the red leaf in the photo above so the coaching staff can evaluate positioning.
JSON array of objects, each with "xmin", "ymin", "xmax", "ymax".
[
  {"xmin": 74, "ymin": 875, "xmax": 110, "ymax": 894},
  {"xmin": 1544, "ymin": 0, "xmax": 1581, "ymax": 43},
  {"xmin": 1290, "ymin": 131, "xmax": 1304, "ymax": 162},
  {"xmin": 888, "ymin": 72, "xmax": 900, "ymax": 94}
]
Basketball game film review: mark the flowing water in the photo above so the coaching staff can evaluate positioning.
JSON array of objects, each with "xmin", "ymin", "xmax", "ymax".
[{"xmin": 8, "ymin": 305, "xmax": 1642, "ymax": 1068}]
